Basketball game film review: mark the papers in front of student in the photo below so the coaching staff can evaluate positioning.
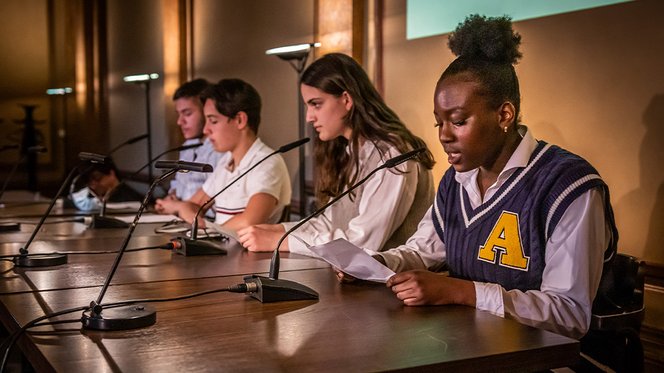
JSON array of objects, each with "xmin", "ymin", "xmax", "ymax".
[
  {"xmin": 205, "ymin": 222, "xmax": 239, "ymax": 242},
  {"xmin": 106, "ymin": 201, "xmax": 142, "ymax": 210},
  {"xmin": 307, "ymin": 238, "xmax": 395, "ymax": 283},
  {"xmin": 115, "ymin": 213, "xmax": 180, "ymax": 224},
  {"xmin": 152, "ymin": 219, "xmax": 238, "ymax": 241},
  {"xmin": 154, "ymin": 219, "xmax": 190, "ymax": 233}
]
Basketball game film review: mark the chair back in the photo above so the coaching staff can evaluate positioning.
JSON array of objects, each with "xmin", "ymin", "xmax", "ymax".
[
  {"xmin": 581, "ymin": 253, "xmax": 645, "ymax": 372},
  {"xmin": 591, "ymin": 253, "xmax": 645, "ymax": 330},
  {"xmin": 278, "ymin": 205, "xmax": 291, "ymax": 223}
]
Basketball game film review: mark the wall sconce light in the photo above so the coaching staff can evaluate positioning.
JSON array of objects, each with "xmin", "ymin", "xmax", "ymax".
[
  {"xmin": 266, "ymin": 43, "xmax": 321, "ymax": 73},
  {"xmin": 123, "ymin": 73, "xmax": 160, "ymax": 83},
  {"xmin": 46, "ymin": 87, "xmax": 73, "ymax": 95}
]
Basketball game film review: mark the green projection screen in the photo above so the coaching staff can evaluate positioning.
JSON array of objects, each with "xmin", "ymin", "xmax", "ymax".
[{"xmin": 407, "ymin": 0, "xmax": 631, "ymax": 40}]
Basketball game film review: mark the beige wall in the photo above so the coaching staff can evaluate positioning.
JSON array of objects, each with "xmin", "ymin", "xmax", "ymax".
[
  {"xmin": 0, "ymin": 0, "xmax": 54, "ymax": 178},
  {"xmin": 383, "ymin": 0, "xmax": 664, "ymax": 263},
  {"xmin": 107, "ymin": 0, "xmax": 168, "ymax": 173},
  {"xmin": 193, "ymin": 0, "xmax": 315, "ymax": 199}
]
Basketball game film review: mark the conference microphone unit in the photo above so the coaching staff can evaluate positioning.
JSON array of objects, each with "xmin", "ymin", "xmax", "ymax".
[
  {"xmin": 153, "ymin": 160, "xmax": 213, "ymax": 173},
  {"xmin": 89, "ymin": 142, "xmax": 204, "ymax": 229},
  {"xmin": 12, "ymin": 152, "xmax": 109, "ymax": 267},
  {"xmin": 0, "ymin": 146, "xmax": 48, "ymax": 232},
  {"xmin": 171, "ymin": 137, "xmax": 310, "ymax": 257},
  {"xmin": 81, "ymin": 160, "xmax": 213, "ymax": 331},
  {"xmin": 242, "ymin": 147, "xmax": 426, "ymax": 303}
]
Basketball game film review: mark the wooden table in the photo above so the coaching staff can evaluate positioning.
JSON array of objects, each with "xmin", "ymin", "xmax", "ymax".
[
  {"xmin": 0, "ymin": 216, "xmax": 580, "ymax": 372},
  {"xmin": 0, "ymin": 199, "xmax": 141, "ymax": 219},
  {"xmin": 0, "ymin": 223, "xmax": 328, "ymax": 295},
  {"xmin": 1, "ymin": 268, "xmax": 579, "ymax": 372}
]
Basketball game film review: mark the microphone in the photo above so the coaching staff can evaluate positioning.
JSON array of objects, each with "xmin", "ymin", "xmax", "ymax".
[
  {"xmin": 81, "ymin": 161, "xmax": 213, "ymax": 331},
  {"xmin": 276, "ymin": 137, "xmax": 309, "ymax": 153},
  {"xmin": 78, "ymin": 151, "xmax": 108, "ymax": 164},
  {"xmin": 89, "ymin": 142, "xmax": 204, "ymax": 229},
  {"xmin": 153, "ymin": 160, "xmax": 213, "ymax": 172},
  {"xmin": 171, "ymin": 138, "xmax": 310, "ymax": 257},
  {"xmin": 12, "ymin": 152, "xmax": 109, "ymax": 267},
  {"xmin": 107, "ymin": 133, "xmax": 148, "ymax": 155},
  {"xmin": 0, "ymin": 146, "xmax": 48, "ymax": 232},
  {"xmin": 125, "ymin": 142, "xmax": 204, "ymax": 181},
  {"xmin": 243, "ymin": 147, "xmax": 425, "ymax": 303}
]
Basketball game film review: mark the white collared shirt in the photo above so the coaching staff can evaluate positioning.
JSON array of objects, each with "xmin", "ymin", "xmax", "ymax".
[
  {"xmin": 170, "ymin": 137, "xmax": 224, "ymax": 201},
  {"xmin": 285, "ymin": 140, "xmax": 433, "ymax": 256},
  {"xmin": 378, "ymin": 126, "xmax": 610, "ymax": 339},
  {"xmin": 202, "ymin": 138, "xmax": 291, "ymax": 224}
]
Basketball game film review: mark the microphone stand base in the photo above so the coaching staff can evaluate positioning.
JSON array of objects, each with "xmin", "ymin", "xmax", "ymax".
[
  {"xmin": 13, "ymin": 253, "xmax": 68, "ymax": 267},
  {"xmin": 82, "ymin": 304, "xmax": 156, "ymax": 330},
  {"xmin": 244, "ymin": 275, "xmax": 319, "ymax": 303},
  {"xmin": 0, "ymin": 222, "xmax": 20, "ymax": 232},
  {"xmin": 172, "ymin": 237, "xmax": 227, "ymax": 256},
  {"xmin": 89, "ymin": 214, "xmax": 130, "ymax": 229}
]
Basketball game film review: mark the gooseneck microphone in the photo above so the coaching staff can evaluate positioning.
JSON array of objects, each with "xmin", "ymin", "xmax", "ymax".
[
  {"xmin": 89, "ymin": 142, "xmax": 204, "ymax": 229},
  {"xmin": 243, "ymin": 148, "xmax": 426, "ymax": 303},
  {"xmin": 107, "ymin": 133, "xmax": 148, "ymax": 155},
  {"xmin": 12, "ymin": 152, "xmax": 108, "ymax": 267},
  {"xmin": 172, "ymin": 137, "xmax": 310, "ymax": 257},
  {"xmin": 81, "ymin": 160, "xmax": 213, "ymax": 331},
  {"xmin": 124, "ymin": 142, "xmax": 204, "ymax": 181}
]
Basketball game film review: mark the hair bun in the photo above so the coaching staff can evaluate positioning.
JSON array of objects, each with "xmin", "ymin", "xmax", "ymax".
[{"xmin": 448, "ymin": 14, "xmax": 522, "ymax": 65}]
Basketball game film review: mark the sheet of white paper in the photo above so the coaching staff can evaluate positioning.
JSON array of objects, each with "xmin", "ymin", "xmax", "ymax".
[
  {"xmin": 106, "ymin": 201, "xmax": 142, "ymax": 210},
  {"xmin": 115, "ymin": 213, "xmax": 180, "ymax": 224},
  {"xmin": 307, "ymin": 238, "xmax": 395, "ymax": 283},
  {"xmin": 205, "ymin": 222, "xmax": 239, "ymax": 241},
  {"xmin": 154, "ymin": 219, "xmax": 189, "ymax": 233}
]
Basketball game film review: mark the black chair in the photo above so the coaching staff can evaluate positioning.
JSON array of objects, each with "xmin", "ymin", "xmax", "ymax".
[
  {"xmin": 580, "ymin": 253, "xmax": 645, "ymax": 372},
  {"xmin": 279, "ymin": 205, "xmax": 291, "ymax": 223}
]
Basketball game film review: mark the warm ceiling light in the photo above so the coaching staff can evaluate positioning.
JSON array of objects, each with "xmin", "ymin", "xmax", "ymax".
[
  {"xmin": 122, "ymin": 73, "xmax": 160, "ymax": 83},
  {"xmin": 46, "ymin": 87, "xmax": 73, "ymax": 95},
  {"xmin": 265, "ymin": 43, "xmax": 321, "ymax": 61}
]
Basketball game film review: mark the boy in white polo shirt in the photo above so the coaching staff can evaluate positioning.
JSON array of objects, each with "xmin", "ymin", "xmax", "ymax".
[{"xmin": 155, "ymin": 79, "xmax": 291, "ymax": 233}]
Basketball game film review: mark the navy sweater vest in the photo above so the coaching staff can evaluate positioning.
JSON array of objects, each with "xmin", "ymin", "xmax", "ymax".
[{"xmin": 432, "ymin": 142, "xmax": 618, "ymax": 292}]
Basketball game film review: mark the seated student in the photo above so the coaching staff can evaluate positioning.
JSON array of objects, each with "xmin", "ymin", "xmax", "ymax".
[
  {"xmin": 238, "ymin": 53, "xmax": 435, "ymax": 254},
  {"xmin": 168, "ymin": 78, "xmax": 224, "ymax": 201},
  {"xmin": 338, "ymin": 15, "xmax": 618, "ymax": 340},
  {"xmin": 70, "ymin": 160, "xmax": 144, "ymax": 211},
  {"xmin": 154, "ymin": 78, "xmax": 291, "ymax": 233}
]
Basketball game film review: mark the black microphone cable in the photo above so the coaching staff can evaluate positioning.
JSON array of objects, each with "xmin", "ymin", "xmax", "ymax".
[
  {"xmin": 6, "ymin": 217, "xmax": 87, "ymax": 226},
  {"xmin": 0, "ymin": 304, "xmax": 90, "ymax": 372},
  {"xmin": 0, "ymin": 243, "xmax": 177, "ymax": 269},
  {"xmin": 0, "ymin": 279, "xmax": 260, "ymax": 372}
]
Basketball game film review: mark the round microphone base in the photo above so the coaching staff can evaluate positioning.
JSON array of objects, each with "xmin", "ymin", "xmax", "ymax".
[
  {"xmin": 0, "ymin": 222, "xmax": 20, "ymax": 232},
  {"xmin": 89, "ymin": 214, "xmax": 129, "ymax": 229},
  {"xmin": 13, "ymin": 253, "xmax": 68, "ymax": 267},
  {"xmin": 82, "ymin": 304, "xmax": 156, "ymax": 331},
  {"xmin": 243, "ymin": 275, "xmax": 319, "ymax": 303}
]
